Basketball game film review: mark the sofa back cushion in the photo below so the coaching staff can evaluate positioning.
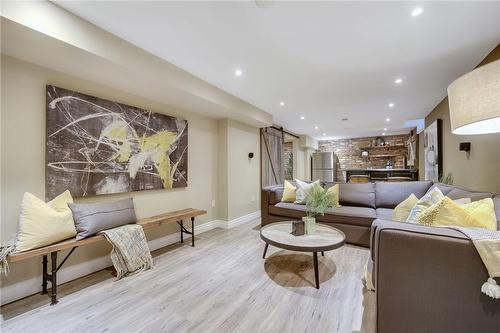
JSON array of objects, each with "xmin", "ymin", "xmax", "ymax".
[
  {"xmin": 375, "ymin": 181, "xmax": 432, "ymax": 208},
  {"xmin": 265, "ymin": 186, "xmax": 284, "ymax": 205},
  {"xmin": 339, "ymin": 183, "xmax": 376, "ymax": 208},
  {"xmin": 428, "ymin": 183, "xmax": 494, "ymax": 202}
]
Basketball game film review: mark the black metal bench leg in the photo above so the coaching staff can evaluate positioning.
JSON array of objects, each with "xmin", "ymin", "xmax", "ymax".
[
  {"xmin": 180, "ymin": 220, "xmax": 184, "ymax": 243},
  {"xmin": 50, "ymin": 252, "xmax": 58, "ymax": 305},
  {"xmin": 41, "ymin": 255, "xmax": 48, "ymax": 295},
  {"xmin": 191, "ymin": 217, "xmax": 195, "ymax": 247}
]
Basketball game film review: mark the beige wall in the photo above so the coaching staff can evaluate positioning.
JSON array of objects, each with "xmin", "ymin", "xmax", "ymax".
[
  {"xmin": 0, "ymin": 55, "xmax": 260, "ymax": 304},
  {"xmin": 218, "ymin": 119, "xmax": 261, "ymax": 220},
  {"xmin": 419, "ymin": 45, "xmax": 500, "ymax": 193}
]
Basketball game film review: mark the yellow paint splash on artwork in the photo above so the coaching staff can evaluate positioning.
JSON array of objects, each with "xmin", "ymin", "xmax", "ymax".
[
  {"xmin": 102, "ymin": 121, "xmax": 132, "ymax": 162},
  {"xmin": 102, "ymin": 119, "xmax": 178, "ymax": 188},
  {"xmin": 139, "ymin": 131, "xmax": 177, "ymax": 188}
]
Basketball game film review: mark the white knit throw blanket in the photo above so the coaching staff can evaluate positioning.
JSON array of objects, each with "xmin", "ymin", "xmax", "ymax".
[
  {"xmin": 450, "ymin": 227, "xmax": 500, "ymax": 299},
  {"xmin": 99, "ymin": 224, "xmax": 153, "ymax": 279}
]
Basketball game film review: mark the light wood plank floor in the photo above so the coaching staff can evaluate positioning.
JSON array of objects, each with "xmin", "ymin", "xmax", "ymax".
[{"xmin": 1, "ymin": 220, "xmax": 375, "ymax": 333}]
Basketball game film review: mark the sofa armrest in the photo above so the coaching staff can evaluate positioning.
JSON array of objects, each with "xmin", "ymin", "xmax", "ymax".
[
  {"xmin": 261, "ymin": 185, "xmax": 283, "ymax": 225},
  {"xmin": 371, "ymin": 219, "xmax": 499, "ymax": 333}
]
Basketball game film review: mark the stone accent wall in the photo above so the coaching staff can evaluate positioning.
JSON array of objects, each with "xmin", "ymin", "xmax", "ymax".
[{"xmin": 318, "ymin": 134, "xmax": 410, "ymax": 182}]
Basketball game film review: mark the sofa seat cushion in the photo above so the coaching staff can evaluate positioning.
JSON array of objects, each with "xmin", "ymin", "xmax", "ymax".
[
  {"xmin": 270, "ymin": 202, "xmax": 376, "ymax": 227},
  {"xmin": 376, "ymin": 208, "xmax": 395, "ymax": 220},
  {"xmin": 269, "ymin": 202, "xmax": 306, "ymax": 219}
]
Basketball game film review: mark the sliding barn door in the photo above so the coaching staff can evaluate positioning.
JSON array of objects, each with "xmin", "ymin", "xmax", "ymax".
[{"xmin": 261, "ymin": 127, "xmax": 284, "ymax": 187}]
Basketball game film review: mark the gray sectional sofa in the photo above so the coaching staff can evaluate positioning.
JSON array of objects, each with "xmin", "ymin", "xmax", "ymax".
[
  {"xmin": 261, "ymin": 181, "xmax": 500, "ymax": 246},
  {"xmin": 261, "ymin": 181, "xmax": 500, "ymax": 333}
]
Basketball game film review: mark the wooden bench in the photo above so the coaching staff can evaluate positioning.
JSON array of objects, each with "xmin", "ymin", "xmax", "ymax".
[{"xmin": 8, "ymin": 208, "xmax": 206, "ymax": 305}]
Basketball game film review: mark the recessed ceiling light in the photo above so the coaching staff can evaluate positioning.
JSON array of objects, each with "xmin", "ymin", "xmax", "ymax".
[
  {"xmin": 300, "ymin": 116, "xmax": 305, "ymax": 120},
  {"xmin": 394, "ymin": 78, "xmax": 403, "ymax": 84},
  {"xmin": 314, "ymin": 126, "xmax": 319, "ymax": 130},
  {"xmin": 386, "ymin": 118, "xmax": 391, "ymax": 122},
  {"xmin": 388, "ymin": 103, "xmax": 395, "ymax": 108},
  {"xmin": 383, "ymin": 127, "xmax": 387, "ymax": 131},
  {"xmin": 382, "ymin": 132, "xmax": 386, "ymax": 136},
  {"xmin": 234, "ymin": 68, "xmax": 243, "ymax": 77},
  {"xmin": 279, "ymin": 101, "xmax": 285, "ymax": 106},
  {"xmin": 411, "ymin": 7, "xmax": 424, "ymax": 17}
]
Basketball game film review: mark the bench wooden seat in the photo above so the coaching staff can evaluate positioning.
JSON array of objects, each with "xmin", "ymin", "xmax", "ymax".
[{"xmin": 8, "ymin": 208, "xmax": 206, "ymax": 305}]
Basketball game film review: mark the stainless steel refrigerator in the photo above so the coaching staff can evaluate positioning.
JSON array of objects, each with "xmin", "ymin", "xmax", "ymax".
[{"xmin": 311, "ymin": 152, "xmax": 336, "ymax": 182}]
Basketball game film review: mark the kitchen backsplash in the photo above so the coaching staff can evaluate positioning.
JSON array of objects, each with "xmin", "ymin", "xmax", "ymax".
[{"xmin": 318, "ymin": 134, "xmax": 411, "ymax": 182}]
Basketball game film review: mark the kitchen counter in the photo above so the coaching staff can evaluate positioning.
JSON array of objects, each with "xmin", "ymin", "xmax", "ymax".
[
  {"xmin": 343, "ymin": 168, "xmax": 419, "ymax": 181},
  {"xmin": 342, "ymin": 168, "xmax": 417, "ymax": 172}
]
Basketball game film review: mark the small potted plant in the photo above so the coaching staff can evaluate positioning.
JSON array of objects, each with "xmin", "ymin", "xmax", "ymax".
[{"xmin": 304, "ymin": 185, "xmax": 330, "ymax": 234}]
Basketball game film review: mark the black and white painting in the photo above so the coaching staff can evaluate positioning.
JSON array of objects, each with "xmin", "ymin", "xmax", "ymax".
[
  {"xmin": 424, "ymin": 119, "xmax": 442, "ymax": 182},
  {"xmin": 46, "ymin": 85, "xmax": 188, "ymax": 199}
]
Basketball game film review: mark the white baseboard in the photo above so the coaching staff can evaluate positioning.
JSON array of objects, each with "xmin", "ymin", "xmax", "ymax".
[{"xmin": 0, "ymin": 211, "xmax": 260, "ymax": 306}]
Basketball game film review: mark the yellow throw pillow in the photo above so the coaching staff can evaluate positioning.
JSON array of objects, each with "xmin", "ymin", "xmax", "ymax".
[
  {"xmin": 392, "ymin": 194, "xmax": 419, "ymax": 222},
  {"xmin": 461, "ymin": 198, "xmax": 497, "ymax": 231},
  {"xmin": 406, "ymin": 187, "xmax": 444, "ymax": 223},
  {"xmin": 281, "ymin": 180, "xmax": 296, "ymax": 202},
  {"xmin": 417, "ymin": 197, "xmax": 497, "ymax": 231},
  {"xmin": 16, "ymin": 191, "xmax": 77, "ymax": 252},
  {"xmin": 326, "ymin": 184, "xmax": 340, "ymax": 208}
]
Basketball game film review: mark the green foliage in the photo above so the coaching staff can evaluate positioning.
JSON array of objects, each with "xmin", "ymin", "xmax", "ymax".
[
  {"xmin": 305, "ymin": 185, "xmax": 330, "ymax": 218},
  {"xmin": 438, "ymin": 172, "xmax": 454, "ymax": 185}
]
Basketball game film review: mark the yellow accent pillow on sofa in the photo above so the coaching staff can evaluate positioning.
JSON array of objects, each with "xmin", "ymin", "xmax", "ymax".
[
  {"xmin": 281, "ymin": 180, "xmax": 297, "ymax": 202},
  {"xmin": 461, "ymin": 198, "xmax": 497, "ymax": 231},
  {"xmin": 416, "ymin": 197, "xmax": 497, "ymax": 231},
  {"xmin": 392, "ymin": 194, "xmax": 418, "ymax": 222},
  {"xmin": 326, "ymin": 184, "xmax": 340, "ymax": 208},
  {"xmin": 16, "ymin": 191, "xmax": 77, "ymax": 252}
]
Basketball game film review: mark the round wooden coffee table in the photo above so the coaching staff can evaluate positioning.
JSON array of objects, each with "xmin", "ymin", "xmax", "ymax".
[{"xmin": 260, "ymin": 221, "xmax": 346, "ymax": 289}]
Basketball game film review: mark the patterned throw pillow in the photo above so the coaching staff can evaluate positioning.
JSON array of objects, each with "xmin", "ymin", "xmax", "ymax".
[
  {"xmin": 417, "ymin": 197, "xmax": 497, "ymax": 231},
  {"xmin": 281, "ymin": 180, "xmax": 297, "ymax": 202},
  {"xmin": 406, "ymin": 187, "xmax": 444, "ymax": 223},
  {"xmin": 294, "ymin": 179, "xmax": 320, "ymax": 204},
  {"xmin": 392, "ymin": 194, "xmax": 419, "ymax": 222}
]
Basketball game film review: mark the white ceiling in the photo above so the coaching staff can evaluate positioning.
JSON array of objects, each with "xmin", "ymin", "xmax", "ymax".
[{"xmin": 56, "ymin": 1, "xmax": 500, "ymax": 139}]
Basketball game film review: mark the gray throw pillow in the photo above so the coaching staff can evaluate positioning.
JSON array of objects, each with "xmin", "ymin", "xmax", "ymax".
[{"xmin": 69, "ymin": 198, "xmax": 137, "ymax": 240}]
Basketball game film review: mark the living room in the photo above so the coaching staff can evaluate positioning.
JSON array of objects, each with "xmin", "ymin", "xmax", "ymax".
[{"xmin": 1, "ymin": 1, "xmax": 499, "ymax": 333}]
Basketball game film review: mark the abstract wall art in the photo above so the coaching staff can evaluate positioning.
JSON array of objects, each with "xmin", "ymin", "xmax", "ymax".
[{"xmin": 46, "ymin": 85, "xmax": 188, "ymax": 199}]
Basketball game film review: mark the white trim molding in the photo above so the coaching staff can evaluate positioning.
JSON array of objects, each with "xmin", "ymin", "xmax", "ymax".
[{"xmin": 0, "ymin": 211, "xmax": 260, "ymax": 306}]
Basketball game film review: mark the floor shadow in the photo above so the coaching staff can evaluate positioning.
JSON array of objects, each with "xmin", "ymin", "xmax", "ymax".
[
  {"xmin": 264, "ymin": 251, "xmax": 336, "ymax": 289},
  {"xmin": 1, "ymin": 241, "xmax": 191, "ymax": 321},
  {"xmin": 352, "ymin": 287, "xmax": 376, "ymax": 333}
]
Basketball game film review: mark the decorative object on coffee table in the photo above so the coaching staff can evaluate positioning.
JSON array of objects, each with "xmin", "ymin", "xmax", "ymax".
[
  {"xmin": 291, "ymin": 221, "xmax": 305, "ymax": 236},
  {"xmin": 260, "ymin": 221, "xmax": 345, "ymax": 289},
  {"xmin": 304, "ymin": 185, "xmax": 330, "ymax": 234}
]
